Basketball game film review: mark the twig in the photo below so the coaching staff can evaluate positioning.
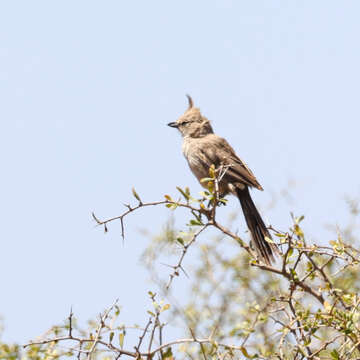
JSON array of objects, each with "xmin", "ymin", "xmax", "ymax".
[
  {"xmin": 134, "ymin": 316, "xmax": 152, "ymax": 355},
  {"xmin": 147, "ymin": 294, "xmax": 160, "ymax": 358},
  {"xmin": 86, "ymin": 299, "xmax": 119, "ymax": 360},
  {"xmin": 166, "ymin": 223, "xmax": 209, "ymax": 289},
  {"xmin": 92, "ymin": 200, "xmax": 202, "ymax": 239},
  {"xmin": 307, "ymin": 334, "xmax": 343, "ymax": 359},
  {"xmin": 68, "ymin": 307, "xmax": 73, "ymax": 338}
]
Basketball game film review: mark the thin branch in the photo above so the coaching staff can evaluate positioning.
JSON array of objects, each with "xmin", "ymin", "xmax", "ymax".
[
  {"xmin": 92, "ymin": 200, "xmax": 202, "ymax": 239},
  {"xmin": 86, "ymin": 300, "xmax": 118, "ymax": 360},
  {"xmin": 307, "ymin": 334, "xmax": 343, "ymax": 359},
  {"xmin": 134, "ymin": 316, "xmax": 152, "ymax": 355},
  {"xmin": 68, "ymin": 306, "xmax": 73, "ymax": 338},
  {"xmin": 147, "ymin": 294, "xmax": 160, "ymax": 358},
  {"xmin": 166, "ymin": 223, "xmax": 209, "ymax": 289}
]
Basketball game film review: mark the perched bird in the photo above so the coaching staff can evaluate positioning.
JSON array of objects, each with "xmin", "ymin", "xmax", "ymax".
[{"xmin": 168, "ymin": 95, "xmax": 278, "ymax": 265}]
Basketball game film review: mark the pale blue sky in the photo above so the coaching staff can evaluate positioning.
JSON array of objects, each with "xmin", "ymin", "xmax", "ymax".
[{"xmin": 1, "ymin": 1, "xmax": 360, "ymax": 345}]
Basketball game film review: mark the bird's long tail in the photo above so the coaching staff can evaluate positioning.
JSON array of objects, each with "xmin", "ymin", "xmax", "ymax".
[{"xmin": 236, "ymin": 187, "xmax": 278, "ymax": 265}]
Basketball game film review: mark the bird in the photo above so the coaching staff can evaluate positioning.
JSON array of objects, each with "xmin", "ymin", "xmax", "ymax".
[{"xmin": 167, "ymin": 95, "xmax": 278, "ymax": 265}]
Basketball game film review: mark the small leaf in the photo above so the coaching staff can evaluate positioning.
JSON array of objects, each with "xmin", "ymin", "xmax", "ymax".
[
  {"xmin": 240, "ymin": 346, "xmax": 251, "ymax": 358},
  {"xmin": 290, "ymin": 268, "xmax": 298, "ymax": 281},
  {"xmin": 164, "ymin": 195, "xmax": 172, "ymax": 201},
  {"xmin": 264, "ymin": 236, "xmax": 274, "ymax": 244},
  {"xmin": 132, "ymin": 187, "xmax": 142, "ymax": 203},
  {"xmin": 294, "ymin": 224, "xmax": 304, "ymax": 238},
  {"xmin": 330, "ymin": 349, "xmax": 340, "ymax": 360},
  {"xmin": 274, "ymin": 232, "xmax": 285, "ymax": 238},
  {"xmin": 176, "ymin": 186, "xmax": 190, "ymax": 200},
  {"xmin": 209, "ymin": 164, "xmax": 216, "ymax": 179},
  {"xmin": 161, "ymin": 304, "xmax": 170, "ymax": 312},
  {"xmin": 163, "ymin": 347, "xmax": 173, "ymax": 359},
  {"xmin": 119, "ymin": 333, "xmax": 124, "ymax": 349},
  {"xmin": 147, "ymin": 311, "xmax": 155, "ymax": 317},
  {"xmin": 306, "ymin": 262, "xmax": 313, "ymax": 272},
  {"xmin": 189, "ymin": 219, "xmax": 203, "ymax": 226},
  {"xmin": 200, "ymin": 177, "xmax": 213, "ymax": 183},
  {"xmin": 109, "ymin": 331, "xmax": 114, "ymax": 343}
]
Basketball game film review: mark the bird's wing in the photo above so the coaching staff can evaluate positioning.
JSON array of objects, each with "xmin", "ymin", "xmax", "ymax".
[{"xmin": 199, "ymin": 135, "xmax": 263, "ymax": 190}]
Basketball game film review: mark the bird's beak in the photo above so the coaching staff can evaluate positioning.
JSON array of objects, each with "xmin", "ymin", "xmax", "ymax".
[{"xmin": 167, "ymin": 122, "xmax": 179, "ymax": 128}]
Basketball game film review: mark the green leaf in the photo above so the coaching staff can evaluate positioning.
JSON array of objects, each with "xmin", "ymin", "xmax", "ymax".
[
  {"xmin": 330, "ymin": 349, "xmax": 340, "ymax": 360},
  {"xmin": 209, "ymin": 164, "xmax": 216, "ymax": 178},
  {"xmin": 163, "ymin": 347, "xmax": 173, "ymax": 359},
  {"xmin": 306, "ymin": 261, "xmax": 313, "ymax": 272},
  {"xmin": 240, "ymin": 346, "xmax": 252, "ymax": 358},
  {"xmin": 119, "ymin": 333, "xmax": 124, "ymax": 349},
  {"xmin": 132, "ymin": 187, "xmax": 142, "ymax": 203},
  {"xmin": 274, "ymin": 232, "xmax": 286, "ymax": 238},
  {"xmin": 290, "ymin": 268, "xmax": 298, "ymax": 281},
  {"xmin": 294, "ymin": 215, "xmax": 305, "ymax": 224},
  {"xmin": 176, "ymin": 186, "xmax": 190, "ymax": 200},
  {"xmin": 109, "ymin": 331, "xmax": 114, "ymax": 343},
  {"xmin": 165, "ymin": 203, "xmax": 178, "ymax": 210},
  {"xmin": 294, "ymin": 224, "xmax": 304, "ymax": 238},
  {"xmin": 189, "ymin": 219, "xmax": 203, "ymax": 226},
  {"xmin": 200, "ymin": 177, "xmax": 213, "ymax": 183}
]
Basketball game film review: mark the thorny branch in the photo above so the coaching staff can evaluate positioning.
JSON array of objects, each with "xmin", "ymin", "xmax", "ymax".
[
  {"xmin": 86, "ymin": 300, "xmax": 118, "ymax": 360},
  {"xmin": 23, "ymin": 182, "xmax": 360, "ymax": 359},
  {"xmin": 165, "ymin": 223, "xmax": 209, "ymax": 290},
  {"xmin": 92, "ymin": 191, "xmax": 332, "ymax": 306}
]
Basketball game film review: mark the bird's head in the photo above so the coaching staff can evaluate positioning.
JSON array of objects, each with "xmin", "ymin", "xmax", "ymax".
[{"xmin": 168, "ymin": 95, "xmax": 213, "ymax": 138}]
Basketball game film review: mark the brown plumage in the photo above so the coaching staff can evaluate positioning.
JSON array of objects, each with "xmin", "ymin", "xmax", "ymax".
[{"xmin": 168, "ymin": 95, "xmax": 278, "ymax": 265}]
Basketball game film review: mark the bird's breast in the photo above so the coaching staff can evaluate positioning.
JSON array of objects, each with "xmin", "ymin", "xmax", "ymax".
[{"xmin": 182, "ymin": 138, "xmax": 208, "ymax": 181}]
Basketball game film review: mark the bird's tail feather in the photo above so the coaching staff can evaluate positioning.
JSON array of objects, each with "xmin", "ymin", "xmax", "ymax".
[{"xmin": 236, "ymin": 187, "xmax": 278, "ymax": 265}]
